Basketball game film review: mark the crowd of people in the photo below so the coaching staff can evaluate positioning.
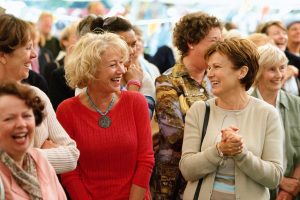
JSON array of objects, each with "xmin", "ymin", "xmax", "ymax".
[{"xmin": 0, "ymin": 2, "xmax": 300, "ymax": 200}]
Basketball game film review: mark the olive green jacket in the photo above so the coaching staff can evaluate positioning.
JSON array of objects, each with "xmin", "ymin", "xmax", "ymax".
[{"xmin": 252, "ymin": 89, "xmax": 300, "ymax": 200}]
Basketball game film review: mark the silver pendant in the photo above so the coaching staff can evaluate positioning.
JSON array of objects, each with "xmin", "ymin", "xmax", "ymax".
[{"xmin": 99, "ymin": 115, "xmax": 111, "ymax": 128}]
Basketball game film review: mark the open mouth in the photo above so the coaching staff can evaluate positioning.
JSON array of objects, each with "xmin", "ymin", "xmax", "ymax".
[
  {"xmin": 111, "ymin": 77, "xmax": 121, "ymax": 83},
  {"xmin": 12, "ymin": 132, "xmax": 28, "ymax": 143}
]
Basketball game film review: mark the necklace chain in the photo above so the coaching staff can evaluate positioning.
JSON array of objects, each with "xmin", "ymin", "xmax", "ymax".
[{"xmin": 86, "ymin": 89, "xmax": 115, "ymax": 116}]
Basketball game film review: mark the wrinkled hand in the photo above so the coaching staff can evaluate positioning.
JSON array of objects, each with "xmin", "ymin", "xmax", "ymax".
[
  {"xmin": 279, "ymin": 177, "xmax": 300, "ymax": 197},
  {"xmin": 41, "ymin": 139, "xmax": 59, "ymax": 149},
  {"xmin": 276, "ymin": 190, "xmax": 294, "ymax": 200},
  {"xmin": 219, "ymin": 126, "xmax": 243, "ymax": 156},
  {"xmin": 123, "ymin": 64, "xmax": 143, "ymax": 83}
]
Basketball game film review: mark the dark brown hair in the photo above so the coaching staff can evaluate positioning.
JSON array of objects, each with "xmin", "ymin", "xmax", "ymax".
[
  {"xmin": 173, "ymin": 11, "xmax": 222, "ymax": 58},
  {"xmin": 0, "ymin": 14, "xmax": 30, "ymax": 54},
  {"xmin": 205, "ymin": 38, "xmax": 259, "ymax": 90},
  {"xmin": 0, "ymin": 81, "xmax": 45, "ymax": 125},
  {"xmin": 77, "ymin": 15, "xmax": 133, "ymax": 38}
]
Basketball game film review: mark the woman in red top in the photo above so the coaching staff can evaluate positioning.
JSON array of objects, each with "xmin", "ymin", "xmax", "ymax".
[{"xmin": 56, "ymin": 32, "xmax": 154, "ymax": 200}]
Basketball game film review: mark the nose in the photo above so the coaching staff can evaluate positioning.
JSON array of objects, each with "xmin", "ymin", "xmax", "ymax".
[
  {"xmin": 129, "ymin": 45, "xmax": 136, "ymax": 57},
  {"xmin": 275, "ymin": 68, "xmax": 284, "ymax": 78},
  {"xmin": 118, "ymin": 63, "xmax": 126, "ymax": 74},
  {"xmin": 16, "ymin": 116, "xmax": 27, "ymax": 128},
  {"xmin": 207, "ymin": 67, "xmax": 213, "ymax": 78},
  {"xmin": 30, "ymin": 48, "xmax": 37, "ymax": 59},
  {"xmin": 279, "ymin": 32, "xmax": 288, "ymax": 39}
]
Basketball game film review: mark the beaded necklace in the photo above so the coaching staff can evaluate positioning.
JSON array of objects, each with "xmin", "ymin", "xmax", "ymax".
[{"xmin": 86, "ymin": 89, "xmax": 115, "ymax": 128}]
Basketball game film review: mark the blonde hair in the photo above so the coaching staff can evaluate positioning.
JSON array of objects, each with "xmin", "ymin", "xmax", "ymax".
[
  {"xmin": 60, "ymin": 22, "xmax": 78, "ymax": 50},
  {"xmin": 247, "ymin": 33, "xmax": 274, "ymax": 47},
  {"xmin": 38, "ymin": 11, "xmax": 53, "ymax": 22},
  {"xmin": 254, "ymin": 44, "xmax": 288, "ymax": 86},
  {"xmin": 65, "ymin": 32, "xmax": 129, "ymax": 89}
]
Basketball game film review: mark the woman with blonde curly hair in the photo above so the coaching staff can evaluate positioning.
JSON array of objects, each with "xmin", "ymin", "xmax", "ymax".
[{"xmin": 56, "ymin": 32, "xmax": 154, "ymax": 200}]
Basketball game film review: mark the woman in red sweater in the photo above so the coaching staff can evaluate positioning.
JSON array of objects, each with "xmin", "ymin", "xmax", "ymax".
[{"xmin": 56, "ymin": 32, "xmax": 154, "ymax": 200}]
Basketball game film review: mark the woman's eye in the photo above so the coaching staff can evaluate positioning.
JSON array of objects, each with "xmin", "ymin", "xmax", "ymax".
[{"xmin": 24, "ymin": 114, "xmax": 32, "ymax": 119}]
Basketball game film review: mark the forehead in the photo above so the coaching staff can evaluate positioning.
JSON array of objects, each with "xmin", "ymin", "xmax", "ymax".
[
  {"xmin": 288, "ymin": 22, "xmax": 300, "ymax": 30},
  {"xmin": 0, "ymin": 95, "xmax": 26, "ymax": 109},
  {"xmin": 117, "ymin": 30, "xmax": 136, "ymax": 44},
  {"xmin": 206, "ymin": 27, "xmax": 222, "ymax": 38},
  {"xmin": 101, "ymin": 47, "xmax": 123, "ymax": 60},
  {"xmin": 268, "ymin": 25, "xmax": 285, "ymax": 32},
  {"xmin": 208, "ymin": 52, "xmax": 230, "ymax": 63}
]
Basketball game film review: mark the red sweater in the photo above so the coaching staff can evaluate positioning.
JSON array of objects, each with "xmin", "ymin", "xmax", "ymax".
[{"xmin": 56, "ymin": 91, "xmax": 154, "ymax": 200}]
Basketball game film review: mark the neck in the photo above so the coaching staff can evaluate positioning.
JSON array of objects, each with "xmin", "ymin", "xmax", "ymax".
[
  {"xmin": 86, "ymin": 86, "xmax": 115, "ymax": 111},
  {"xmin": 183, "ymin": 57, "xmax": 206, "ymax": 84},
  {"xmin": 288, "ymin": 42, "xmax": 300, "ymax": 56},
  {"xmin": 10, "ymin": 153, "xmax": 25, "ymax": 169},
  {"xmin": 0, "ymin": 64, "xmax": 21, "ymax": 82},
  {"xmin": 257, "ymin": 86, "xmax": 277, "ymax": 107},
  {"xmin": 216, "ymin": 91, "xmax": 249, "ymax": 110}
]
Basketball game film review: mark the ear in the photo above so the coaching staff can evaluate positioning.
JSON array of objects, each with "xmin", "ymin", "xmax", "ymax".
[
  {"xmin": 239, "ymin": 65, "xmax": 248, "ymax": 79},
  {"xmin": 0, "ymin": 52, "xmax": 7, "ymax": 65},
  {"xmin": 187, "ymin": 43, "xmax": 194, "ymax": 50}
]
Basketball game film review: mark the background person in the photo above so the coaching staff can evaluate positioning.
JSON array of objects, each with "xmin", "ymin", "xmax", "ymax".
[
  {"xmin": 258, "ymin": 20, "xmax": 300, "ymax": 96},
  {"xmin": 252, "ymin": 44, "xmax": 300, "ymax": 200},
  {"xmin": 0, "ymin": 14, "xmax": 79, "ymax": 174},
  {"xmin": 0, "ymin": 81, "xmax": 66, "ymax": 200},
  {"xmin": 48, "ymin": 23, "xmax": 78, "ymax": 110},
  {"xmin": 37, "ymin": 12, "xmax": 61, "ymax": 59},
  {"xmin": 180, "ymin": 38, "xmax": 283, "ymax": 200},
  {"xmin": 56, "ymin": 32, "xmax": 154, "ymax": 200},
  {"xmin": 152, "ymin": 11, "xmax": 222, "ymax": 199}
]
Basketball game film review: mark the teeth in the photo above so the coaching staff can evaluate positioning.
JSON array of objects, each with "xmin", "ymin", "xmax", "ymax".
[{"xmin": 12, "ymin": 133, "xmax": 27, "ymax": 138}]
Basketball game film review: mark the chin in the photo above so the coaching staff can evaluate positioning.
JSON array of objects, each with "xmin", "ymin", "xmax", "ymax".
[{"xmin": 19, "ymin": 71, "xmax": 30, "ymax": 81}]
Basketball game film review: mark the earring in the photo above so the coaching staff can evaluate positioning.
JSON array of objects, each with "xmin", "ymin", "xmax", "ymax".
[{"xmin": 0, "ymin": 58, "xmax": 6, "ymax": 65}]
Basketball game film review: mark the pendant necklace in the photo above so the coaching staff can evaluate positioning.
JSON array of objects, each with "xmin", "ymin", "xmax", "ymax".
[{"xmin": 86, "ymin": 89, "xmax": 115, "ymax": 128}]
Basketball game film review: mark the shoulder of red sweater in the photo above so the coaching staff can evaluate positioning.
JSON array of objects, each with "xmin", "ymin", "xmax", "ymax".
[
  {"xmin": 57, "ymin": 96, "xmax": 78, "ymax": 110},
  {"xmin": 122, "ymin": 90, "xmax": 145, "ymax": 99}
]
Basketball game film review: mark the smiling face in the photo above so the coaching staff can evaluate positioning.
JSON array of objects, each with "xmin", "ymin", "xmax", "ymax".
[
  {"xmin": 288, "ymin": 22, "xmax": 300, "ymax": 44},
  {"xmin": 93, "ymin": 48, "xmax": 126, "ymax": 93},
  {"xmin": 267, "ymin": 25, "xmax": 287, "ymax": 51},
  {"xmin": 207, "ymin": 52, "xmax": 245, "ymax": 97},
  {"xmin": 0, "ymin": 95, "xmax": 35, "ymax": 161},
  {"xmin": 1, "ymin": 40, "xmax": 37, "ymax": 81},
  {"xmin": 189, "ymin": 27, "xmax": 222, "ymax": 69},
  {"xmin": 257, "ymin": 63, "xmax": 286, "ymax": 93}
]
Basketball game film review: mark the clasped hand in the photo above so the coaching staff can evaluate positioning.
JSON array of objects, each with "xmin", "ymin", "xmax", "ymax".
[{"xmin": 218, "ymin": 126, "xmax": 243, "ymax": 157}]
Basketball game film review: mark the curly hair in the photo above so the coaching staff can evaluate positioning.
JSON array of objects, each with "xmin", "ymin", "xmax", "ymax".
[
  {"xmin": 0, "ymin": 81, "xmax": 45, "ymax": 125},
  {"xmin": 205, "ymin": 38, "xmax": 259, "ymax": 90},
  {"xmin": 0, "ymin": 14, "xmax": 30, "ymax": 54},
  {"xmin": 65, "ymin": 32, "xmax": 129, "ymax": 89},
  {"xmin": 173, "ymin": 11, "xmax": 222, "ymax": 58}
]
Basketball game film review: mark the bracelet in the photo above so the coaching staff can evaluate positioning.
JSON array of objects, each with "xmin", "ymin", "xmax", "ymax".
[
  {"xmin": 126, "ymin": 80, "xmax": 142, "ymax": 89},
  {"xmin": 216, "ymin": 142, "xmax": 224, "ymax": 158}
]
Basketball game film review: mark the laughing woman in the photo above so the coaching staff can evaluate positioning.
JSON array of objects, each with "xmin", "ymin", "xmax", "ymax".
[
  {"xmin": 0, "ymin": 14, "xmax": 79, "ymax": 174},
  {"xmin": 56, "ymin": 33, "xmax": 154, "ymax": 200},
  {"xmin": 179, "ymin": 38, "xmax": 283, "ymax": 200},
  {"xmin": 0, "ymin": 81, "xmax": 66, "ymax": 199},
  {"xmin": 252, "ymin": 44, "xmax": 300, "ymax": 200}
]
